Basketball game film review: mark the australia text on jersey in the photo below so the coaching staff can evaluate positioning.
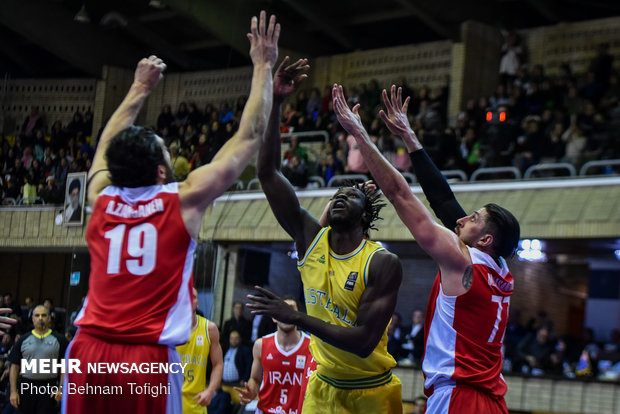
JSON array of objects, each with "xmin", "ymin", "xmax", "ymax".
[{"xmin": 304, "ymin": 288, "xmax": 355, "ymax": 326}]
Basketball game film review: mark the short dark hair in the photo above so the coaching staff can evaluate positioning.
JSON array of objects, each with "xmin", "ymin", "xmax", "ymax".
[
  {"xmin": 105, "ymin": 126, "xmax": 166, "ymax": 188},
  {"xmin": 69, "ymin": 178, "xmax": 81, "ymax": 194},
  {"xmin": 483, "ymin": 203, "xmax": 520, "ymax": 259}
]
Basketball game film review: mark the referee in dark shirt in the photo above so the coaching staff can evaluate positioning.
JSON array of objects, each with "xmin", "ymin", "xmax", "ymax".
[{"xmin": 9, "ymin": 305, "xmax": 68, "ymax": 414}]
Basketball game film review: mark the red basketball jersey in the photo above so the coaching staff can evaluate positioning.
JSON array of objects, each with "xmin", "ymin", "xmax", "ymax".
[
  {"xmin": 258, "ymin": 332, "xmax": 311, "ymax": 414},
  {"xmin": 423, "ymin": 246, "xmax": 513, "ymax": 398},
  {"xmin": 75, "ymin": 183, "xmax": 195, "ymax": 345}
]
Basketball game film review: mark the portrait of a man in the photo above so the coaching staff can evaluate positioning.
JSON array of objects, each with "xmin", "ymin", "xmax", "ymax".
[{"xmin": 64, "ymin": 173, "xmax": 86, "ymax": 225}]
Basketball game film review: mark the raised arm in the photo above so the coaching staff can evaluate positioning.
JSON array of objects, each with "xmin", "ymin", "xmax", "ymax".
[
  {"xmin": 257, "ymin": 57, "xmax": 321, "ymax": 257},
  {"xmin": 87, "ymin": 56, "xmax": 166, "ymax": 206},
  {"xmin": 234, "ymin": 338, "xmax": 263, "ymax": 405},
  {"xmin": 332, "ymin": 84, "xmax": 467, "ymax": 275},
  {"xmin": 178, "ymin": 11, "xmax": 279, "ymax": 237},
  {"xmin": 379, "ymin": 86, "xmax": 466, "ymax": 229},
  {"xmin": 247, "ymin": 251, "xmax": 402, "ymax": 358}
]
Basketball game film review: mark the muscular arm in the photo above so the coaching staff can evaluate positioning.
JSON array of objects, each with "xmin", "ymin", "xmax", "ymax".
[
  {"xmin": 87, "ymin": 56, "xmax": 166, "ymax": 206},
  {"xmin": 179, "ymin": 12, "xmax": 279, "ymax": 239},
  {"xmin": 257, "ymin": 57, "xmax": 320, "ymax": 257},
  {"xmin": 333, "ymin": 84, "xmax": 468, "ymax": 279},
  {"xmin": 248, "ymin": 252, "xmax": 402, "ymax": 358},
  {"xmin": 202, "ymin": 322, "xmax": 223, "ymax": 404},
  {"xmin": 234, "ymin": 338, "xmax": 263, "ymax": 405}
]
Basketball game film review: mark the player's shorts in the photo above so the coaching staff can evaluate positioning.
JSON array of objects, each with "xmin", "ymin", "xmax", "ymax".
[
  {"xmin": 427, "ymin": 384, "xmax": 508, "ymax": 414},
  {"xmin": 61, "ymin": 330, "xmax": 183, "ymax": 414},
  {"xmin": 301, "ymin": 370, "xmax": 402, "ymax": 414}
]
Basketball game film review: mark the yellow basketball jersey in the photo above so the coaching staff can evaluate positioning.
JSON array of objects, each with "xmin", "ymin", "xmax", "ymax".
[
  {"xmin": 176, "ymin": 315, "xmax": 211, "ymax": 414},
  {"xmin": 298, "ymin": 227, "xmax": 396, "ymax": 382}
]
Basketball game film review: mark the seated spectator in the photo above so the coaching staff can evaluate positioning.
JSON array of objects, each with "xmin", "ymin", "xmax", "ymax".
[
  {"xmin": 281, "ymin": 154, "xmax": 309, "ymax": 188},
  {"xmin": 221, "ymin": 302, "xmax": 251, "ymax": 349},
  {"xmin": 320, "ymin": 153, "xmax": 343, "ymax": 185},
  {"xmin": 39, "ymin": 176, "xmax": 63, "ymax": 204},
  {"xmin": 344, "ymin": 134, "xmax": 369, "ymax": 174},
  {"xmin": 387, "ymin": 315, "xmax": 406, "ymax": 362},
  {"xmin": 65, "ymin": 112, "xmax": 86, "ymax": 139},
  {"xmin": 518, "ymin": 326, "xmax": 556, "ymax": 375},
  {"xmin": 21, "ymin": 107, "xmax": 43, "ymax": 142},
  {"xmin": 169, "ymin": 142, "xmax": 190, "ymax": 181},
  {"xmin": 283, "ymin": 136, "xmax": 308, "ymax": 164},
  {"xmin": 561, "ymin": 123, "xmax": 587, "ymax": 166}
]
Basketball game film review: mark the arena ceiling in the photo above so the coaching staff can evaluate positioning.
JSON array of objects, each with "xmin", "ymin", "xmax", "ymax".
[{"xmin": 0, "ymin": 0, "xmax": 619, "ymax": 78}]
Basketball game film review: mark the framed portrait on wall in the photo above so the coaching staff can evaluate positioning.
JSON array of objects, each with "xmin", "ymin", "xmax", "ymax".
[{"xmin": 64, "ymin": 172, "xmax": 87, "ymax": 226}]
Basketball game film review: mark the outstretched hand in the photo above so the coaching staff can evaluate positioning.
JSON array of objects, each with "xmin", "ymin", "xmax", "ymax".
[
  {"xmin": 133, "ymin": 55, "xmax": 166, "ymax": 91},
  {"xmin": 246, "ymin": 286, "xmax": 297, "ymax": 324},
  {"xmin": 274, "ymin": 57, "xmax": 309, "ymax": 100},
  {"xmin": 234, "ymin": 382, "xmax": 256, "ymax": 405},
  {"xmin": 332, "ymin": 84, "xmax": 366, "ymax": 137},
  {"xmin": 379, "ymin": 85, "xmax": 417, "ymax": 141},
  {"xmin": 248, "ymin": 10, "xmax": 280, "ymax": 67},
  {"xmin": 0, "ymin": 308, "xmax": 16, "ymax": 335}
]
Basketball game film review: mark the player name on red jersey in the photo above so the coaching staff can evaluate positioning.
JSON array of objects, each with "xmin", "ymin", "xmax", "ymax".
[{"xmin": 105, "ymin": 199, "xmax": 164, "ymax": 219}]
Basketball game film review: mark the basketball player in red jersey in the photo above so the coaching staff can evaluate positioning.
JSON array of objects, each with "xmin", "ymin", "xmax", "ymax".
[
  {"xmin": 64, "ymin": 11, "xmax": 280, "ymax": 413},
  {"xmin": 235, "ymin": 298, "xmax": 312, "ymax": 414},
  {"xmin": 333, "ymin": 84, "xmax": 520, "ymax": 414}
]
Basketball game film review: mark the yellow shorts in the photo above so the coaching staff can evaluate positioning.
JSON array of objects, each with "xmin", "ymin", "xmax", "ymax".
[{"xmin": 301, "ymin": 371, "xmax": 402, "ymax": 414}]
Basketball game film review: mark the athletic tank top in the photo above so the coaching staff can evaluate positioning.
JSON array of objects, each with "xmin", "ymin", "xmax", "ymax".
[
  {"xmin": 423, "ymin": 246, "xmax": 513, "ymax": 398},
  {"xmin": 258, "ymin": 332, "xmax": 311, "ymax": 414},
  {"xmin": 297, "ymin": 227, "xmax": 396, "ymax": 381},
  {"xmin": 177, "ymin": 316, "xmax": 212, "ymax": 399},
  {"xmin": 76, "ymin": 183, "xmax": 195, "ymax": 345}
]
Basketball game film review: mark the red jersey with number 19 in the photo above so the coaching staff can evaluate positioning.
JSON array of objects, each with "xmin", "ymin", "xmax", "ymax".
[
  {"xmin": 258, "ymin": 332, "xmax": 311, "ymax": 414},
  {"xmin": 76, "ymin": 183, "xmax": 195, "ymax": 345},
  {"xmin": 423, "ymin": 246, "xmax": 513, "ymax": 399}
]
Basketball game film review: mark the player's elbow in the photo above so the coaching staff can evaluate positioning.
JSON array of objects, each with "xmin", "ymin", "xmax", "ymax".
[{"xmin": 355, "ymin": 336, "xmax": 380, "ymax": 358}]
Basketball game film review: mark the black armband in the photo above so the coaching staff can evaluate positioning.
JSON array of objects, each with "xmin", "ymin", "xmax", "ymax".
[{"xmin": 409, "ymin": 149, "xmax": 466, "ymax": 230}]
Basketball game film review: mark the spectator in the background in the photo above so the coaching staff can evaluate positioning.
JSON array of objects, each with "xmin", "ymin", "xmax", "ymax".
[
  {"xmin": 169, "ymin": 142, "xmax": 190, "ymax": 182},
  {"xmin": 50, "ymin": 121, "xmax": 67, "ymax": 152},
  {"xmin": 281, "ymin": 154, "xmax": 309, "ymax": 188},
  {"xmin": 402, "ymin": 309, "xmax": 424, "ymax": 366},
  {"xmin": 175, "ymin": 102, "xmax": 189, "ymax": 126},
  {"xmin": 306, "ymin": 88, "xmax": 322, "ymax": 118},
  {"xmin": 55, "ymin": 157, "xmax": 69, "ymax": 187},
  {"xmin": 344, "ymin": 134, "xmax": 369, "ymax": 174},
  {"xmin": 589, "ymin": 42, "xmax": 613, "ymax": 88},
  {"xmin": 83, "ymin": 110, "xmax": 93, "ymax": 136},
  {"xmin": 21, "ymin": 107, "xmax": 43, "ymax": 142},
  {"xmin": 561, "ymin": 123, "xmax": 587, "ymax": 166},
  {"xmin": 320, "ymin": 152, "xmax": 343, "ymax": 184},
  {"xmin": 541, "ymin": 122, "xmax": 566, "ymax": 162},
  {"xmin": 21, "ymin": 173, "xmax": 38, "ymax": 203},
  {"xmin": 39, "ymin": 176, "xmax": 63, "ymax": 204},
  {"xmin": 499, "ymin": 30, "xmax": 524, "ymax": 90},
  {"xmin": 2, "ymin": 294, "xmax": 20, "ymax": 318},
  {"xmin": 514, "ymin": 115, "xmax": 544, "ymax": 173},
  {"xmin": 459, "ymin": 127, "xmax": 482, "ymax": 176},
  {"xmin": 518, "ymin": 326, "xmax": 556, "ymax": 375},
  {"xmin": 283, "ymin": 136, "xmax": 308, "ymax": 164},
  {"xmin": 412, "ymin": 395, "xmax": 427, "ymax": 414},
  {"xmin": 187, "ymin": 103, "xmax": 202, "ymax": 127},
  {"xmin": 157, "ymin": 104, "xmax": 174, "ymax": 132},
  {"xmin": 65, "ymin": 112, "xmax": 85, "ymax": 139},
  {"xmin": 221, "ymin": 302, "xmax": 252, "ymax": 349},
  {"xmin": 387, "ymin": 314, "xmax": 405, "ymax": 362}
]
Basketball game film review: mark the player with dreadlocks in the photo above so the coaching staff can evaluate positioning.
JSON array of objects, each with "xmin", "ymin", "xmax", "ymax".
[{"xmin": 248, "ymin": 55, "xmax": 404, "ymax": 413}]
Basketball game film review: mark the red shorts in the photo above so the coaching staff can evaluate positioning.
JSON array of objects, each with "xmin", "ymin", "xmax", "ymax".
[
  {"xmin": 62, "ymin": 330, "xmax": 182, "ymax": 414},
  {"xmin": 427, "ymin": 385, "xmax": 508, "ymax": 414}
]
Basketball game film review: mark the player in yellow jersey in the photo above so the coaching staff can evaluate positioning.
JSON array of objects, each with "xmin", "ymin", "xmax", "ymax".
[
  {"xmin": 177, "ymin": 288, "xmax": 224, "ymax": 413},
  {"xmin": 249, "ymin": 56, "xmax": 404, "ymax": 413}
]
